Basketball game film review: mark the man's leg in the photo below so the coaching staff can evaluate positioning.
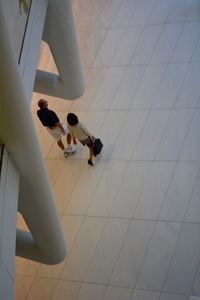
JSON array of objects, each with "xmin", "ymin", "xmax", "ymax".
[
  {"xmin": 66, "ymin": 133, "xmax": 71, "ymax": 145},
  {"xmin": 65, "ymin": 133, "xmax": 76, "ymax": 153},
  {"xmin": 48, "ymin": 128, "xmax": 65, "ymax": 151},
  {"xmin": 57, "ymin": 140, "xmax": 65, "ymax": 150}
]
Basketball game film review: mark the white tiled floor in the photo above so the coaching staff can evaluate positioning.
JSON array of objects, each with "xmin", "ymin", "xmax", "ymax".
[{"xmin": 15, "ymin": 0, "xmax": 200, "ymax": 299}]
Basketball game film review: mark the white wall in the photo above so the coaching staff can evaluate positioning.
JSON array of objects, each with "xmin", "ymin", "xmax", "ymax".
[
  {"xmin": 19, "ymin": 0, "xmax": 48, "ymax": 100},
  {"xmin": 1, "ymin": 0, "xmax": 48, "ymax": 102},
  {"xmin": 0, "ymin": 147, "xmax": 19, "ymax": 300}
]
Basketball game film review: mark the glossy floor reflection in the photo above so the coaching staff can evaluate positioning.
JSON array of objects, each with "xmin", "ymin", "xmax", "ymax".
[{"xmin": 15, "ymin": 0, "xmax": 200, "ymax": 299}]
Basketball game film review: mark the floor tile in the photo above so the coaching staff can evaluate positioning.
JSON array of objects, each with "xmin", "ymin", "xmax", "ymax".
[
  {"xmin": 150, "ymin": 23, "xmax": 183, "ymax": 64},
  {"xmin": 14, "ymin": 275, "xmax": 35, "ymax": 300},
  {"xmin": 61, "ymin": 215, "xmax": 84, "ymax": 251},
  {"xmin": 51, "ymin": 280, "xmax": 81, "ymax": 300},
  {"xmin": 37, "ymin": 127, "xmax": 54, "ymax": 159},
  {"xmin": 104, "ymin": 286, "xmax": 132, "ymax": 300},
  {"xmin": 167, "ymin": 0, "xmax": 192, "ymax": 23},
  {"xmin": 136, "ymin": 222, "xmax": 181, "ymax": 290},
  {"xmin": 84, "ymin": 218, "xmax": 129, "ymax": 284},
  {"xmin": 174, "ymin": 63, "xmax": 200, "ymax": 108},
  {"xmin": 75, "ymin": 0, "xmax": 122, "ymax": 30},
  {"xmin": 191, "ymin": 262, "xmax": 200, "ymax": 296},
  {"xmin": 131, "ymin": 289, "xmax": 160, "ymax": 300},
  {"xmin": 160, "ymin": 293, "xmax": 189, "ymax": 300},
  {"xmin": 37, "ymin": 262, "xmax": 65, "ymax": 280},
  {"xmin": 83, "ymin": 110, "xmax": 108, "ymax": 138},
  {"xmin": 110, "ymin": 161, "xmax": 152, "ymax": 218},
  {"xmin": 77, "ymin": 29, "xmax": 107, "ymax": 68},
  {"xmin": 127, "ymin": 0, "xmax": 157, "ymax": 27},
  {"xmin": 93, "ymin": 29, "xmax": 124, "ymax": 67},
  {"xmin": 192, "ymin": 38, "xmax": 200, "ymax": 62},
  {"xmin": 45, "ymin": 159, "xmax": 64, "ymax": 188},
  {"xmin": 185, "ymin": 171, "xmax": 200, "ymax": 223},
  {"xmin": 53, "ymin": 160, "xmax": 84, "ymax": 213},
  {"xmin": 171, "ymin": 22, "xmax": 200, "ymax": 63},
  {"xmin": 132, "ymin": 64, "xmax": 167, "ymax": 109},
  {"xmin": 111, "ymin": 110, "xmax": 148, "ymax": 160},
  {"xmin": 147, "ymin": 0, "xmax": 174, "ymax": 25},
  {"xmin": 152, "ymin": 63, "xmax": 188, "ymax": 108},
  {"xmin": 159, "ymin": 162, "xmax": 200, "ymax": 221},
  {"xmin": 132, "ymin": 110, "xmax": 170, "ymax": 160},
  {"xmin": 187, "ymin": 0, "xmax": 200, "ymax": 21},
  {"xmin": 134, "ymin": 161, "xmax": 175, "ymax": 220},
  {"xmin": 61, "ymin": 217, "xmax": 106, "ymax": 281},
  {"xmin": 98, "ymin": 110, "xmax": 127, "ymax": 160},
  {"xmin": 111, "ymin": 0, "xmax": 140, "ymax": 28},
  {"xmin": 87, "ymin": 160, "xmax": 128, "ymax": 217},
  {"xmin": 26, "ymin": 278, "xmax": 57, "ymax": 300},
  {"xmin": 71, "ymin": 68, "xmax": 107, "ymax": 111},
  {"xmin": 163, "ymin": 223, "xmax": 200, "ymax": 294},
  {"xmin": 111, "ymin": 27, "xmax": 143, "ymax": 66},
  {"xmin": 90, "ymin": 67, "xmax": 125, "ymax": 110},
  {"xmin": 110, "ymin": 66, "xmax": 145, "ymax": 110},
  {"xmin": 110, "ymin": 220, "xmax": 155, "ymax": 287},
  {"xmin": 15, "ymin": 257, "xmax": 40, "ymax": 276},
  {"xmin": 131, "ymin": 24, "xmax": 163, "ymax": 65},
  {"xmin": 77, "ymin": 283, "xmax": 106, "ymax": 300},
  {"xmin": 155, "ymin": 109, "xmax": 194, "ymax": 160},
  {"xmin": 65, "ymin": 161, "xmax": 106, "ymax": 215},
  {"xmin": 180, "ymin": 110, "xmax": 200, "ymax": 161}
]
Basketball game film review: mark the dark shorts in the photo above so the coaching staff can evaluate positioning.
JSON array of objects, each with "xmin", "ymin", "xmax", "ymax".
[{"xmin": 80, "ymin": 137, "xmax": 93, "ymax": 147}]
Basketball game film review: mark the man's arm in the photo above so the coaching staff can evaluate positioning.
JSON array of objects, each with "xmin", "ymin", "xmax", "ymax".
[{"xmin": 55, "ymin": 122, "xmax": 65, "ymax": 134}]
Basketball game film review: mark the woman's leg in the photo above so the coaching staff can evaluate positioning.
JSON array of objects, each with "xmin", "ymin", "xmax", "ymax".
[
  {"xmin": 57, "ymin": 140, "xmax": 65, "ymax": 150},
  {"xmin": 88, "ymin": 144, "xmax": 94, "ymax": 165}
]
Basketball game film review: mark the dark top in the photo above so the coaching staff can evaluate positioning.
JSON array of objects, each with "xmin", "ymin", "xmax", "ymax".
[{"xmin": 37, "ymin": 108, "xmax": 59, "ymax": 128}]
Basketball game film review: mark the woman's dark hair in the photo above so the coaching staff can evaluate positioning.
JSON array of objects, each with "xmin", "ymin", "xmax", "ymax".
[{"xmin": 67, "ymin": 113, "xmax": 79, "ymax": 125}]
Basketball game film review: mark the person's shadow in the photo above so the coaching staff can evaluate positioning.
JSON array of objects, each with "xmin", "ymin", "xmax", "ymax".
[{"xmin": 18, "ymin": 0, "xmax": 29, "ymax": 15}]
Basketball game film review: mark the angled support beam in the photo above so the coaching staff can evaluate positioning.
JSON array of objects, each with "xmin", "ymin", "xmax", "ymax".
[
  {"xmin": 0, "ymin": 4, "xmax": 67, "ymax": 265},
  {"xmin": 34, "ymin": 0, "xmax": 84, "ymax": 100}
]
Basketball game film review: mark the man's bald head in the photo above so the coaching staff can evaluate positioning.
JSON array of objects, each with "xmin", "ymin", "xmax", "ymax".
[{"xmin": 38, "ymin": 99, "xmax": 48, "ymax": 109}]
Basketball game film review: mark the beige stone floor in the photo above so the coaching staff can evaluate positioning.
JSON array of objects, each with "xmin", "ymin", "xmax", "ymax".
[{"xmin": 15, "ymin": 0, "xmax": 200, "ymax": 299}]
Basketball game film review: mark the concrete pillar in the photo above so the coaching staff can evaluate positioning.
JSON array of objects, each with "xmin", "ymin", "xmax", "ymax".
[
  {"xmin": 34, "ymin": 0, "xmax": 84, "ymax": 100},
  {"xmin": 0, "ymin": 3, "xmax": 67, "ymax": 265}
]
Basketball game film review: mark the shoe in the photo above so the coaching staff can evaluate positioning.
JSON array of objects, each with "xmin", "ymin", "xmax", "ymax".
[
  {"xmin": 71, "ymin": 145, "xmax": 77, "ymax": 152},
  {"xmin": 64, "ymin": 145, "xmax": 76, "ymax": 154},
  {"xmin": 64, "ymin": 151, "xmax": 69, "ymax": 158},
  {"xmin": 88, "ymin": 159, "xmax": 94, "ymax": 166}
]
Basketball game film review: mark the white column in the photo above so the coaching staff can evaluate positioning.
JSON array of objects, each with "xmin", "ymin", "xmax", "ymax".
[
  {"xmin": 0, "ymin": 147, "xmax": 19, "ymax": 300},
  {"xmin": 34, "ymin": 0, "xmax": 84, "ymax": 100},
  {"xmin": 0, "ymin": 4, "xmax": 67, "ymax": 265}
]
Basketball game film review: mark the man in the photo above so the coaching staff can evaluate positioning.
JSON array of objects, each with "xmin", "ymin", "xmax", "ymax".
[{"xmin": 37, "ymin": 99, "xmax": 76, "ymax": 157}]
